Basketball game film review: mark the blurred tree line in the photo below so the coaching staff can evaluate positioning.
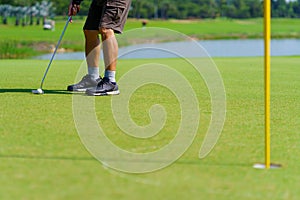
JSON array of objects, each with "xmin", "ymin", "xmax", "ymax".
[
  {"xmin": 0, "ymin": 0, "xmax": 54, "ymax": 25},
  {"xmin": 129, "ymin": 0, "xmax": 300, "ymax": 19},
  {"xmin": 1, "ymin": 0, "xmax": 300, "ymax": 21}
]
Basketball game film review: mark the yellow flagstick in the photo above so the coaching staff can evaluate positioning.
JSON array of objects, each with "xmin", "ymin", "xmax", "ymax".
[
  {"xmin": 253, "ymin": 0, "xmax": 281, "ymax": 169},
  {"xmin": 264, "ymin": 0, "xmax": 271, "ymax": 169}
]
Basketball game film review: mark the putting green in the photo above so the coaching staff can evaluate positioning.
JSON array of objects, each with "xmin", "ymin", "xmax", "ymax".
[{"xmin": 0, "ymin": 57, "xmax": 299, "ymax": 199}]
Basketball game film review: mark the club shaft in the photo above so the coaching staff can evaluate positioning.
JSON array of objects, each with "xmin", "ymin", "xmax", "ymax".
[{"xmin": 40, "ymin": 16, "xmax": 72, "ymax": 89}]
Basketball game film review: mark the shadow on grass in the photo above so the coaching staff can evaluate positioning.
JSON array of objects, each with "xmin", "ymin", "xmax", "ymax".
[
  {"xmin": 0, "ymin": 88, "xmax": 76, "ymax": 95},
  {"xmin": 0, "ymin": 154, "xmax": 249, "ymax": 167},
  {"xmin": 0, "ymin": 154, "xmax": 95, "ymax": 161}
]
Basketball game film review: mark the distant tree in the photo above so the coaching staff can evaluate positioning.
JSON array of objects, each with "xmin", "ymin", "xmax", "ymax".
[
  {"xmin": 0, "ymin": 5, "xmax": 12, "ymax": 24},
  {"xmin": 292, "ymin": 0, "xmax": 300, "ymax": 17},
  {"xmin": 0, "ymin": 0, "xmax": 299, "ymax": 20},
  {"xmin": 176, "ymin": 3, "xmax": 188, "ymax": 19},
  {"xmin": 138, "ymin": 1, "xmax": 154, "ymax": 18},
  {"xmin": 130, "ymin": 0, "xmax": 139, "ymax": 18},
  {"xmin": 272, "ymin": 0, "xmax": 288, "ymax": 17},
  {"xmin": 160, "ymin": 0, "xmax": 177, "ymax": 19},
  {"xmin": 0, "ymin": 0, "xmax": 11, "ymax": 4},
  {"xmin": 248, "ymin": 0, "xmax": 263, "ymax": 18},
  {"xmin": 21, "ymin": 6, "xmax": 27, "ymax": 26},
  {"xmin": 199, "ymin": 0, "xmax": 218, "ymax": 18},
  {"xmin": 34, "ymin": 2, "xmax": 42, "ymax": 25},
  {"xmin": 215, "ymin": 0, "xmax": 228, "ymax": 17},
  {"xmin": 11, "ymin": 6, "xmax": 21, "ymax": 25},
  {"xmin": 29, "ymin": 5, "xmax": 38, "ymax": 25},
  {"xmin": 233, "ymin": 0, "xmax": 250, "ymax": 18}
]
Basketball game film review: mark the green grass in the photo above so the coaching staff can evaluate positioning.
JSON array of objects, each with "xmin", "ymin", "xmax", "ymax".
[
  {"xmin": 0, "ymin": 57, "xmax": 299, "ymax": 199},
  {"xmin": 0, "ymin": 18, "xmax": 86, "ymax": 59},
  {"xmin": 129, "ymin": 18, "xmax": 300, "ymax": 39},
  {"xmin": 1, "ymin": 17, "xmax": 300, "ymax": 58},
  {"xmin": 2, "ymin": 17, "xmax": 299, "ymax": 41}
]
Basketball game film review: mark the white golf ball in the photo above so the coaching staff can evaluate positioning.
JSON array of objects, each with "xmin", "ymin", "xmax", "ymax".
[
  {"xmin": 32, "ymin": 88, "xmax": 44, "ymax": 94},
  {"xmin": 37, "ymin": 89, "xmax": 43, "ymax": 94}
]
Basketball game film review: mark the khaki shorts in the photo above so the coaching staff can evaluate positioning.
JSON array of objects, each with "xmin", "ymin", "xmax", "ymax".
[{"xmin": 83, "ymin": 0, "xmax": 131, "ymax": 34}]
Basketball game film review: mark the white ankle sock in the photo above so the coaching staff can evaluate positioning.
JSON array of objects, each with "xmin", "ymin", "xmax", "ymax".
[
  {"xmin": 105, "ymin": 70, "xmax": 116, "ymax": 83},
  {"xmin": 88, "ymin": 67, "xmax": 99, "ymax": 80}
]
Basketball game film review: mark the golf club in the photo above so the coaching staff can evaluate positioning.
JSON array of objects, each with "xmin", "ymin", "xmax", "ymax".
[{"xmin": 32, "ymin": 16, "xmax": 72, "ymax": 95}]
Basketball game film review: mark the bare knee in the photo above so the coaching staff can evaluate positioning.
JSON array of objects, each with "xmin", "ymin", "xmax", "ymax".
[
  {"xmin": 99, "ymin": 27, "xmax": 115, "ymax": 40},
  {"xmin": 83, "ymin": 29, "xmax": 100, "ymax": 40}
]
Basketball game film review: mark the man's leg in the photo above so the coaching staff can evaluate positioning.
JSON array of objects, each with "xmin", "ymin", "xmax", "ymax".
[
  {"xmin": 100, "ymin": 27, "xmax": 118, "ymax": 83},
  {"xmin": 67, "ymin": 0, "xmax": 103, "ymax": 92},
  {"xmin": 85, "ymin": 27, "xmax": 120, "ymax": 96},
  {"xmin": 85, "ymin": 29, "xmax": 101, "ymax": 80},
  {"xmin": 85, "ymin": 0, "xmax": 131, "ymax": 96},
  {"xmin": 67, "ymin": 30, "xmax": 102, "ymax": 92}
]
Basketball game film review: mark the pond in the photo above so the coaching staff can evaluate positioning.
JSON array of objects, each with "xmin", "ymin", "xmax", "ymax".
[{"xmin": 34, "ymin": 39, "xmax": 300, "ymax": 60}]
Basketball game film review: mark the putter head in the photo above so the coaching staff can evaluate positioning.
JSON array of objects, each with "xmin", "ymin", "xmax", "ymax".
[{"xmin": 32, "ymin": 88, "xmax": 44, "ymax": 94}]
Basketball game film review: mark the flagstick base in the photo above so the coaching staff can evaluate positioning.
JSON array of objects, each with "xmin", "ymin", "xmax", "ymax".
[{"xmin": 253, "ymin": 163, "xmax": 282, "ymax": 169}]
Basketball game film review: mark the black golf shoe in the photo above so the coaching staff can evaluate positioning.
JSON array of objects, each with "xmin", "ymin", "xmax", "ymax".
[
  {"xmin": 67, "ymin": 74, "xmax": 101, "ymax": 92},
  {"xmin": 85, "ymin": 77, "xmax": 120, "ymax": 96}
]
